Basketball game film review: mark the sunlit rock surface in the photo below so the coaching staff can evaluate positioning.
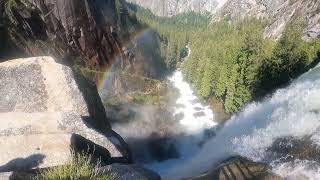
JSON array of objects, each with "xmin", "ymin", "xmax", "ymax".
[
  {"xmin": 214, "ymin": 0, "xmax": 320, "ymax": 40},
  {"xmin": 127, "ymin": 0, "xmax": 226, "ymax": 16},
  {"xmin": 0, "ymin": 56, "xmax": 130, "ymax": 171},
  {"xmin": 128, "ymin": 0, "xmax": 320, "ymax": 40}
]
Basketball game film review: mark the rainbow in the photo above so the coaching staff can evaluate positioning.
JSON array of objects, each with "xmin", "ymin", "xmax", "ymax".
[{"xmin": 97, "ymin": 27, "xmax": 152, "ymax": 91}]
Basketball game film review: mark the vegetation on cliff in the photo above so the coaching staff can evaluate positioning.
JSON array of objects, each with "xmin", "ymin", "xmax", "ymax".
[{"xmin": 129, "ymin": 4, "xmax": 320, "ymax": 113}]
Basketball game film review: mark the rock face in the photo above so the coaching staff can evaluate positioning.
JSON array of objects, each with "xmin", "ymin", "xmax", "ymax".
[
  {"xmin": 0, "ymin": 0, "xmax": 129, "ymax": 77},
  {"xmin": 129, "ymin": 0, "xmax": 320, "ymax": 40},
  {"xmin": 186, "ymin": 156, "xmax": 282, "ymax": 180},
  {"xmin": 214, "ymin": 0, "xmax": 320, "ymax": 40},
  {"xmin": 0, "ymin": 56, "xmax": 130, "ymax": 171},
  {"xmin": 127, "ymin": 0, "xmax": 224, "ymax": 16}
]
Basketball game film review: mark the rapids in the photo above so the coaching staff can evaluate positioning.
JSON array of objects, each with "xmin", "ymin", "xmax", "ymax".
[
  {"xmin": 168, "ymin": 70, "xmax": 217, "ymax": 133},
  {"xmin": 162, "ymin": 64, "xmax": 320, "ymax": 179},
  {"xmin": 101, "ymin": 44, "xmax": 320, "ymax": 179}
]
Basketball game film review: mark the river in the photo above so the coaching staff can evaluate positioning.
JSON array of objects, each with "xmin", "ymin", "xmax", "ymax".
[
  {"xmin": 104, "ymin": 45, "xmax": 320, "ymax": 179},
  {"xmin": 160, "ymin": 64, "xmax": 320, "ymax": 179}
]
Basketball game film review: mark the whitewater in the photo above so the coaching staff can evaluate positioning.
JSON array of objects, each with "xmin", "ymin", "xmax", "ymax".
[
  {"xmin": 160, "ymin": 64, "xmax": 320, "ymax": 179},
  {"xmin": 108, "ymin": 44, "xmax": 320, "ymax": 179}
]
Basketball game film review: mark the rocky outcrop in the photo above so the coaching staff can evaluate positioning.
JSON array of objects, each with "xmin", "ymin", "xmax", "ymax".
[
  {"xmin": 186, "ymin": 156, "xmax": 282, "ymax": 180},
  {"xmin": 127, "ymin": 0, "xmax": 223, "ymax": 16},
  {"xmin": 0, "ymin": 56, "xmax": 130, "ymax": 171},
  {"xmin": 0, "ymin": 0, "xmax": 130, "ymax": 80}
]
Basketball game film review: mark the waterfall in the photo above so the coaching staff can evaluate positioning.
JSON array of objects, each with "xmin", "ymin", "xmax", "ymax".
[
  {"xmin": 163, "ymin": 65, "xmax": 320, "ymax": 179},
  {"xmin": 144, "ymin": 68, "xmax": 217, "ymax": 176}
]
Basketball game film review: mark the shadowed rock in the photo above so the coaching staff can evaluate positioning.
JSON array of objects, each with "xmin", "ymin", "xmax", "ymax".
[
  {"xmin": 0, "ymin": 154, "xmax": 45, "ymax": 172},
  {"xmin": 1, "ymin": 0, "xmax": 126, "ymax": 72}
]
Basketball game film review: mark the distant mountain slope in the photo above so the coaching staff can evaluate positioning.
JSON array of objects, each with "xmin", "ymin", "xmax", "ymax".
[
  {"xmin": 128, "ymin": 0, "xmax": 320, "ymax": 40},
  {"xmin": 215, "ymin": 0, "xmax": 320, "ymax": 40},
  {"xmin": 126, "ymin": 0, "xmax": 227, "ymax": 16}
]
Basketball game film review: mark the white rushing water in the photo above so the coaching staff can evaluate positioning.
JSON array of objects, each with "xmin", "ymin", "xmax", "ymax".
[
  {"xmin": 163, "ymin": 65, "xmax": 320, "ymax": 179},
  {"xmin": 168, "ymin": 71, "xmax": 217, "ymax": 132},
  {"xmin": 145, "ymin": 47, "xmax": 218, "ymax": 177}
]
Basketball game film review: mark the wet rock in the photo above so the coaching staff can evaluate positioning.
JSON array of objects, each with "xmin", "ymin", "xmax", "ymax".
[
  {"xmin": 191, "ymin": 99, "xmax": 201, "ymax": 105},
  {"xmin": 194, "ymin": 107, "xmax": 204, "ymax": 111},
  {"xmin": 186, "ymin": 156, "xmax": 282, "ymax": 180},
  {"xmin": 266, "ymin": 136, "xmax": 320, "ymax": 163},
  {"xmin": 0, "ymin": 57, "xmax": 130, "ymax": 171},
  {"xmin": 193, "ymin": 111, "xmax": 205, "ymax": 118},
  {"xmin": 174, "ymin": 112, "xmax": 184, "ymax": 121}
]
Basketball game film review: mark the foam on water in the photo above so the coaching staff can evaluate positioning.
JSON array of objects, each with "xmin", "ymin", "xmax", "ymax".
[
  {"xmin": 168, "ymin": 70, "xmax": 217, "ymax": 132},
  {"xmin": 163, "ymin": 65, "xmax": 320, "ymax": 179},
  {"xmin": 145, "ymin": 67, "xmax": 218, "ymax": 176}
]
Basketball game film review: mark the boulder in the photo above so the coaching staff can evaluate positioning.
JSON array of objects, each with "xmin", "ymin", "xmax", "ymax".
[
  {"xmin": 186, "ymin": 156, "xmax": 282, "ymax": 180},
  {"xmin": 0, "ymin": 56, "xmax": 130, "ymax": 172},
  {"xmin": 100, "ymin": 164, "xmax": 161, "ymax": 180}
]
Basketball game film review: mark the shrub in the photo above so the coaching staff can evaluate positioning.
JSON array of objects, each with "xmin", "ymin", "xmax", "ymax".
[{"xmin": 36, "ymin": 152, "xmax": 113, "ymax": 180}]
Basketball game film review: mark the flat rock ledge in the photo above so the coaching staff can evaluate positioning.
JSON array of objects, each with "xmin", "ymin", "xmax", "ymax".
[
  {"xmin": 0, "ymin": 56, "xmax": 130, "ymax": 172},
  {"xmin": 0, "ymin": 164, "xmax": 160, "ymax": 180}
]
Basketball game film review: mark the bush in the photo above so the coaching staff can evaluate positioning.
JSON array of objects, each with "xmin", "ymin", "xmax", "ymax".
[{"xmin": 36, "ymin": 152, "xmax": 113, "ymax": 180}]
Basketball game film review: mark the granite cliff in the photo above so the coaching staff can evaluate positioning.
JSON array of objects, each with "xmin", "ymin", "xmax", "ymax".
[
  {"xmin": 127, "ymin": 0, "xmax": 225, "ymax": 16},
  {"xmin": 127, "ymin": 0, "xmax": 320, "ymax": 40}
]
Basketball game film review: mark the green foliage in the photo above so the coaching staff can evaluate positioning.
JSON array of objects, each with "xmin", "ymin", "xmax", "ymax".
[
  {"xmin": 4, "ymin": 0, "xmax": 17, "ymax": 15},
  {"xmin": 258, "ymin": 22, "xmax": 311, "ymax": 94},
  {"xmin": 103, "ymin": 96, "xmax": 123, "ymax": 107},
  {"xmin": 131, "ymin": 93, "xmax": 161, "ymax": 105},
  {"xmin": 182, "ymin": 19, "xmax": 270, "ymax": 112},
  {"xmin": 128, "ymin": 3, "xmax": 210, "ymax": 70},
  {"xmin": 129, "ymin": 4, "xmax": 320, "ymax": 113},
  {"xmin": 37, "ymin": 152, "xmax": 113, "ymax": 180}
]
